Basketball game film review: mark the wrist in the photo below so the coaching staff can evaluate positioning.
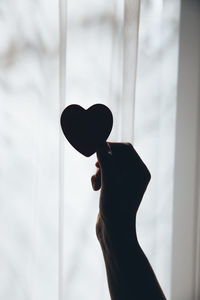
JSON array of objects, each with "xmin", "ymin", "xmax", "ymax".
[{"xmin": 96, "ymin": 212, "xmax": 138, "ymax": 249}]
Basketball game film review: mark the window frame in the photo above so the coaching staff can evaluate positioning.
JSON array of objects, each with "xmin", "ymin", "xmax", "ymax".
[{"xmin": 170, "ymin": 1, "xmax": 200, "ymax": 299}]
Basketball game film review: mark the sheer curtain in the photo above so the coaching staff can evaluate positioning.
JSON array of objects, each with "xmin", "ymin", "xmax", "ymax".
[
  {"xmin": 0, "ymin": 0, "xmax": 185, "ymax": 300},
  {"xmin": 0, "ymin": 1, "xmax": 60, "ymax": 299}
]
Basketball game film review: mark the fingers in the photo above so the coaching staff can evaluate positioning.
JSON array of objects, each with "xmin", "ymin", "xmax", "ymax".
[
  {"xmin": 94, "ymin": 142, "xmax": 143, "ymax": 190},
  {"xmin": 91, "ymin": 167, "xmax": 101, "ymax": 191},
  {"xmin": 96, "ymin": 142, "xmax": 112, "ymax": 173},
  {"xmin": 95, "ymin": 161, "xmax": 100, "ymax": 168}
]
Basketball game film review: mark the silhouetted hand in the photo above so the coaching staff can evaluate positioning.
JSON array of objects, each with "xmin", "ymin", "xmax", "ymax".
[
  {"xmin": 91, "ymin": 142, "xmax": 166, "ymax": 300},
  {"xmin": 91, "ymin": 142, "xmax": 151, "ymax": 225}
]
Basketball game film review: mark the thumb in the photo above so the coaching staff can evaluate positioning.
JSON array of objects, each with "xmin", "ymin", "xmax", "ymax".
[{"xmin": 96, "ymin": 142, "xmax": 112, "ymax": 174}]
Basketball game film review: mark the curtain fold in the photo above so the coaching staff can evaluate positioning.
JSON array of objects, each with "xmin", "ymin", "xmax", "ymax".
[
  {"xmin": 121, "ymin": 0, "xmax": 140, "ymax": 141},
  {"xmin": 59, "ymin": 0, "xmax": 67, "ymax": 299}
]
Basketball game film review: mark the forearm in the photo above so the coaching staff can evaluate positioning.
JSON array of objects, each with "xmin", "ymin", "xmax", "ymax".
[{"xmin": 97, "ymin": 214, "xmax": 166, "ymax": 300}]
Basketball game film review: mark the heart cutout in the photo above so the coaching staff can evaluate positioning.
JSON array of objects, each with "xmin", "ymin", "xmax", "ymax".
[{"xmin": 60, "ymin": 104, "xmax": 113, "ymax": 157}]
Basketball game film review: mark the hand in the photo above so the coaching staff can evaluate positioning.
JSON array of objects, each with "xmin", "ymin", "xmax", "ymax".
[
  {"xmin": 91, "ymin": 142, "xmax": 151, "ymax": 226},
  {"xmin": 91, "ymin": 143, "xmax": 166, "ymax": 300}
]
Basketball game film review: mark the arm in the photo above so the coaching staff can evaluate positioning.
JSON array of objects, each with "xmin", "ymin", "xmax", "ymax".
[{"xmin": 91, "ymin": 143, "xmax": 166, "ymax": 300}]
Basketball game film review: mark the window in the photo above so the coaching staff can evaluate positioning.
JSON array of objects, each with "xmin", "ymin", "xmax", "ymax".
[{"xmin": 1, "ymin": 1, "xmax": 199, "ymax": 299}]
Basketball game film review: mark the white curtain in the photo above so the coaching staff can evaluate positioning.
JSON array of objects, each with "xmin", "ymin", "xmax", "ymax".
[
  {"xmin": 0, "ymin": 0, "xmax": 184, "ymax": 299},
  {"xmin": 0, "ymin": 1, "xmax": 59, "ymax": 299}
]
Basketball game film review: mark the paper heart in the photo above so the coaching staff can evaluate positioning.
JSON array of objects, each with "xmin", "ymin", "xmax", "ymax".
[{"xmin": 60, "ymin": 104, "xmax": 113, "ymax": 157}]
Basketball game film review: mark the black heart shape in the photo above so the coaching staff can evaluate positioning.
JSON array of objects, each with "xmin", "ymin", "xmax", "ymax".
[{"xmin": 60, "ymin": 104, "xmax": 113, "ymax": 157}]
